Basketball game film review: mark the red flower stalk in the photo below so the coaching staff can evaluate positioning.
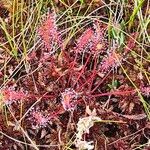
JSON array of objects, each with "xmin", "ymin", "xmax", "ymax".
[
  {"xmin": 90, "ymin": 89, "xmax": 135, "ymax": 98},
  {"xmin": 38, "ymin": 13, "xmax": 61, "ymax": 52},
  {"xmin": 99, "ymin": 50, "xmax": 122, "ymax": 72}
]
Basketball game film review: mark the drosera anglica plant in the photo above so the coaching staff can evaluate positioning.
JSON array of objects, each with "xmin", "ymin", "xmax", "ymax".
[
  {"xmin": 75, "ymin": 21, "xmax": 107, "ymax": 55},
  {"xmin": 0, "ymin": 1, "xmax": 150, "ymax": 148},
  {"xmin": 0, "ymin": 88, "xmax": 27, "ymax": 106},
  {"xmin": 38, "ymin": 13, "xmax": 62, "ymax": 53},
  {"xmin": 29, "ymin": 109, "xmax": 50, "ymax": 129},
  {"xmin": 140, "ymin": 86, "xmax": 150, "ymax": 97},
  {"xmin": 61, "ymin": 88, "xmax": 78, "ymax": 111},
  {"xmin": 76, "ymin": 27, "xmax": 94, "ymax": 53},
  {"xmin": 99, "ymin": 49, "xmax": 123, "ymax": 73}
]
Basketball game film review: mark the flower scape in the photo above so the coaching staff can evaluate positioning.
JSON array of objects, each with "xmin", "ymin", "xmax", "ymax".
[{"xmin": 0, "ymin": 1, "xmax": 150, "ymax": 150}]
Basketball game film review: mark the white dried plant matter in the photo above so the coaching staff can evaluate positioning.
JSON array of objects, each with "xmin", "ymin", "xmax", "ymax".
[{"xmin": 75, "ymin": 106, "xmax": 101, "ymax": 150}]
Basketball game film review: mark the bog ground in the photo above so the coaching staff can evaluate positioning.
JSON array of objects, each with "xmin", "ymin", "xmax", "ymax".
[{"xmin": 0, "ymin": 0, "xmax": 150, "ymax": 150}]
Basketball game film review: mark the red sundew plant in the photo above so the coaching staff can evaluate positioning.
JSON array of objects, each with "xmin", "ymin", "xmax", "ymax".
[
  {"xmin": 0, "ymin": 88, "xmax": 54, "ymax": 106},
  {"xmin": 91, "ymin": 21, "xmax": 108, "ymax": 53},
  {"xmin": 0, "ymin": 89, "xmax": 27, "ymax": 105},
  {"xmin": 29, "ymin": 14, "xmax": 140, "ymax": 122},
  {"xmin": 76, "ymin": 22, "xmax": 107, "ymax": 54},
  {"xmin": 76, "ymin": 27, "xmax": 94, "ymax": 53},
  {"xmin": 61, "ymin": 88, "xmax": 78, "ymax": 111},
  {"xmin": 140, "ymin": 86, "xmax": 150, "ymax": 97},
  {"xmin": 38, "ymin": 13, "xmax": 61, "ymax": 53},
  {"xmin": 99, "ymin": 50, "xmax": 122, "ymax": 72},
  {"xmin": 30, "ymin": 110, "xmax": 50, "ymax": 128},
  {"xmin": 1, "ymin": 10, "xmax": 149, "ymax": 150}
]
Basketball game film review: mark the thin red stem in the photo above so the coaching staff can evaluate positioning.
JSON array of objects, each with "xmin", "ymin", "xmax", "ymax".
[
  {"xmin": 91, "ymin": 70, "xmax": 111, "ymax": 93},
  {"xmin": 73, "ymin": 53, "xmax": 91, "ymax": 88},
  {"xmin": 90, "ymin": 90, "xmax": 135, "ymax": 98}
]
